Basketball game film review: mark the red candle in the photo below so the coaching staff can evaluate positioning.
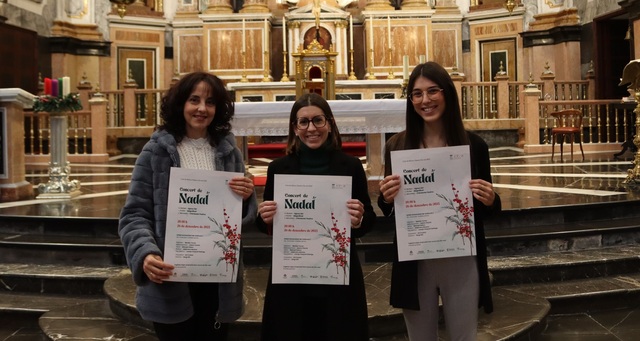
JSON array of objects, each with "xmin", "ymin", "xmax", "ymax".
[{"xmin": 44, "ymin": 78, "xmax": 51, "ymax": 95}]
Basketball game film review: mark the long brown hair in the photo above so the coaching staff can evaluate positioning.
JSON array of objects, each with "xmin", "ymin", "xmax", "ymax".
[
  {"xmin": 157, "ymin": 71, "xmax": 234, "ymax": 145},
  {"xmin": 405, "ymin": 62, "xmax": 469, "ymax": 148},
  {"xmin": 285, "ymin": 93, "xmax": 342, "ymax": 155}
]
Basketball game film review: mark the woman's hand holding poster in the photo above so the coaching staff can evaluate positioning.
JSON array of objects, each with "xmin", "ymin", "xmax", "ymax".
[{"xmin": 390, "ymin": 146, "xmax": 475, "ymax": 261}]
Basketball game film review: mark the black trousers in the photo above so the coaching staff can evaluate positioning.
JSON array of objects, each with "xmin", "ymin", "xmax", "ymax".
[{"xmin": 153, "ymin": 282, "xmax": 229, "ymax": 341}]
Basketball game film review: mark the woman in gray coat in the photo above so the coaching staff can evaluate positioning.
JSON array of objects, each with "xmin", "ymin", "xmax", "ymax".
[{"xmin": 119, "ymin": 72, "xmax": 257, "ymax": 340}]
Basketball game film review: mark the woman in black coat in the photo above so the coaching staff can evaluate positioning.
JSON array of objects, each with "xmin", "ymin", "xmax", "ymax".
[
  {"xmin": 256, "ymin": 93, "xmax": 375, "ymax": 341},
  {"xmin": 378, "ymin": 62, "xmax": 501, "ymax": 340}
]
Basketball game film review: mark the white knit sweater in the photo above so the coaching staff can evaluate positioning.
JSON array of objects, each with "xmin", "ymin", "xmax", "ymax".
[{"xmin": 176, "ymin": 137, "xmax": 216, "ymax": 170}]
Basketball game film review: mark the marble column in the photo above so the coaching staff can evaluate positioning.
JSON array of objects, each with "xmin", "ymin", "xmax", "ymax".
[
  {"xmin": 240, "ymin": 0, "xmax": 269, "ymax": 13},
  {"xmin": 364, "ymin": 0, "xmax": 393, "ymax": 11},
  {"xmin": 204, "ymin": 0, "xmax": 233, "ymax": 14},
  {"xmin": 37, "ymin": 109, "xmax": 82, "ymax": 199},
  {"xmin": 401, "ymin": 0, "xmax": 429, "ymax": 9}
]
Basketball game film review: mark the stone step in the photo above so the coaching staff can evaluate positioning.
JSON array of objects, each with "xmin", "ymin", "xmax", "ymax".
[
  {"xmin": 0, "ymin": 215, "xmax": 119, "ymax": 238},
  {"xmin": 489, "ymin": 244, "xmax": 640, "ymax": 286},
  {"xmin": 50, "ymin": 265, "xmax": 548, "ymax": 341},
  {"xmin": 0, "ymin": 291, "xmax": 101, "ymax": 316},
  {"xmin": 0, "ymin": 232, "xmax": 126, "ymax": 266},
  {"xmin": 15, "ymin": 243, "xmax": 640, "ymax": 340},
  {"xmin": 0, "ymin": 263, "xmax": 126, "ymax": 295}
]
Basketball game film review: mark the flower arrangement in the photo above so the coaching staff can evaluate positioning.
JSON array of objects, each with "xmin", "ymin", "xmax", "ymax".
[
  {"xmin": 209, "ymin": 208, "xmax": 241, "ymax": 275},
  {"xmin": 437, "ymin": 183, "xmax": 475, "ymax": 255},
  {"xmin": 33, "ymin": 93, "xmax": 83, "ymax": 113},
  {"xmin": 33, "ymin": 76, "xmax": 82, "ymax": 113},
  {"xmin": 317, "ymin": 210, "xmax": 350, "ymax": 284}
]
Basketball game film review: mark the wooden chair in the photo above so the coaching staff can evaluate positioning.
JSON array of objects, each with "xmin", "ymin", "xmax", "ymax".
[{"xmin": 550, "ymin": 109, "xmax": 585, "ymax": 162}]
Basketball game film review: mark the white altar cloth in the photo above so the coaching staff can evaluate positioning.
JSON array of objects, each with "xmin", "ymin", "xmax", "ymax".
[{"xmin": 232, "ymin": 99, "xmax": 407, "ymax": 136}]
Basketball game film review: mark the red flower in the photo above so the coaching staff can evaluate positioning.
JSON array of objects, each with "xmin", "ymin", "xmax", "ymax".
[
  {"xmin": 209, "ymin": 208, "xmax": 241, "ymax": 276},
  {"xmin": 318, "ymin": 210, "xmax": 351, "ymax": 284},
  {"xmin": 437, "ymin": 183, "xmax": 475, "ymax": 255}
]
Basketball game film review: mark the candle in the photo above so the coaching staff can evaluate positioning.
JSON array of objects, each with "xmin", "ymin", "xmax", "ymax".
[
  {"xmin": 263, "ymin": 18, "xmax": 267, "ymax": 51},
  {"xmin": 62, "ymin": 76, "xmax": 71, "ymax": 96},
  {"xmin": 349, "ymin": 15, "xmax": 354, "ymax": 50},
  {"xmin": 369, "ymin": 16, "xmax": 374, "ymax": 51},
  {"xmin": 51, "ymin": 78, "xmax": 59, "ymax": 97},
  {"xmin": 387, "ymin": 16, "xmax": 391, "ymax": 49},
  {"xmin": 403, "ymin": 55, "xmax": 409, "ymax": 80},
  {"xmin": 282, "ymin": 17, "xmax": 287, "ymax": 52},
  {"xmin": 58, "ymin": 78, "xmax": 63, "ymax": 97},
  {"xmin": 419, "ymin": 55, "xmax": 426, "ymax": 64},
  {"xmin": 44, "ymin": 78, "xmax": 51, "ymax": 95},
  {"xmin": 242, "ymin": 19, "xmax": 246, "ymax": 53}
]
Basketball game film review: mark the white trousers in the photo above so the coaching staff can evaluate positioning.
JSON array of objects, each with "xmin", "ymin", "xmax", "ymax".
[{"xmin": 402, "ymin": 256, "xmax": 479, "ymax": 341}]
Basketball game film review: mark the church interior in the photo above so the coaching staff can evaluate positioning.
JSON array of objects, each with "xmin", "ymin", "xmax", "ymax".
[{"xmin": 2, "ymin": 0, "xmax": 640, "ymax": 340}]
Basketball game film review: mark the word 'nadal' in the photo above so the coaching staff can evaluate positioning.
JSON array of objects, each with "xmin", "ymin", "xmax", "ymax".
[
  {"xmin": 403, "ymin": 169, "xmax": 435, "ymax": 184},
  {"xmin": 179, "ymin": 192, "xmax": 210, "ymax": 204}
]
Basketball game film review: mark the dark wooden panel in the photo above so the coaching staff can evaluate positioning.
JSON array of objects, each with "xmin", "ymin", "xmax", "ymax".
[{"xmin": 0, "ymin": 23, "xmax": 38, "ymax": 94}]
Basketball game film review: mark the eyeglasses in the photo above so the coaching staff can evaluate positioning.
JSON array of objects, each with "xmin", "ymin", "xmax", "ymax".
[
  {"xmin": 294, "ymin": 115, "xmax": 328, "ymax": 129},
  {"xmin": 409, "ymin": 87, "xmax": 444, "ymax": 103}
]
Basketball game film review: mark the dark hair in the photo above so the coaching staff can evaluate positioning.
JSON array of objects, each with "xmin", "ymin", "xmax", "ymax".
[
  {"xmin": 157, "ymin": 71, "xmax": 234, "ymax": 145},
  {"xmin": 405, "ymin": 62, "xmax": 469, "ymax": 148},
  {"xmin": 286, "ymin": 93, "xmax": 342, "ymax": 155}
]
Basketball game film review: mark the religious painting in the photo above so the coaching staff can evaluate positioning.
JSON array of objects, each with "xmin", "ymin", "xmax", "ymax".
[
  {"xmin": 480, "ymin": 38, "xmax": 516, "ymax": 81},
  {"xmin": 489, "ymin": 50, "xmax": 508, "ymax": 80},
  {"xmin": 117, "ymin": 47, "xmax": 155, "ymax": 89},
  {"xmin": 304, "ymin": 27, "xmax": 332, "ymax": 50},
  {"xmin": 118, "ymin": 48, "xmax": 156, "ymax": 125}
]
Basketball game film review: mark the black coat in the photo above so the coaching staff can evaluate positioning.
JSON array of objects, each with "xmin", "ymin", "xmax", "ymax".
[
  {"xmin": 256, "ymin": 149, "xmax": 375, "ymax": 341},
  {"xmin": 378, "ymin": 131, "xmax": 501, "ymax": 314}
]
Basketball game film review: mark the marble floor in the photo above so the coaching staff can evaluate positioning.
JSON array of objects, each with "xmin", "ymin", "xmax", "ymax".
[{"xmin": 1, "ymin": 145, "xmax": 640, "ymax": 340}]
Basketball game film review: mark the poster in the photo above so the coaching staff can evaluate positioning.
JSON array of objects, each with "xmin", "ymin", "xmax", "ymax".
[
  {"xmin": 390, "ymin": 145, "xmax": 475, "ymax": 261},
  {"xmin": 272, "ymin": 174, "xmax": 352, "ymax": 285},
  {"xmin": 164, "ymin": 167, "xmax": 243, "ymax": 282}
]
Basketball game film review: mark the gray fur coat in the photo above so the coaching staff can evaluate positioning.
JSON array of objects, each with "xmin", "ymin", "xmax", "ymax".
[{"xmin": 119, "ymin": 129, "xmax": 257, "ymax": 324}]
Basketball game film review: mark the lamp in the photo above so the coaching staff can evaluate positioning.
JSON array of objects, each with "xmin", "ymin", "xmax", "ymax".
[
  {"xmin": 504, "ymin": 0, "xmax": 516, "ymax": 14},
  {"xmin": 110, "ymin": 0, "xmax": 136, "ymax": 18}
]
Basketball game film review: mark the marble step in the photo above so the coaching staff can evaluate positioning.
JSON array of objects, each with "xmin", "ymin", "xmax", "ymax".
[
  {"xmin": 0, "ymin": 291, "xmax": 101, "ymax": 316},
  {"xmin": 0, "ymin": 215, "xmax": 119, "ymax": 238},
  {"xmin": 70, "ymin": 265, "xmax": 549, "ymax": 341},
  {"xmin": 488, "ymin": 244, "xmax": 640, "ymax": 286},
  {"xmin": 0, "ymin": 232, "xmax": 126, "ymax": 266},
  {"xmin": 0, "ymin": 262, "xmax": 126, "ymax": 295}
]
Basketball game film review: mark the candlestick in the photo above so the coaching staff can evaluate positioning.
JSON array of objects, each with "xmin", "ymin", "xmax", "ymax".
[
  {"xmin": 403, "ymin": 55, "xmax": 409, "ymax": 80},
  {"xmin": 367, "ymin": 48, "xmax": 376, "ymax": 80},
  {"xmin": 263, "ymin": 18, "xmax": 267, "ymax": 52},
  {"xmin": 242, "ymin": 19, "xmax": 246, "ymax": 53},
  {"xmin": 241, "ymin": 51, "xmax": 248, "ymax": 82},
  {"xmin": 387, "ymin": 47, "xmax": 394, "ymax": 80},
  {"xmin": 349, "ymin": 15, "xmax": 354, "ymax": 51},
  {"xmin": 369, "ymin": 16, "xmax": 374, "ymax": 53},
  {"xmin": 282, "ymin": 17, "xmax": 287, "ymax": 52},
  {"xmin": 387, "ymin": 16, "xmax": 391, "ymax": 50},
  {"xmin": 281, "ymin": 50, "xmax": 290, "ymax": 82},
  {"xmin": 348, "ymin": 48, "xmax": 357, "ymax": 80}
]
